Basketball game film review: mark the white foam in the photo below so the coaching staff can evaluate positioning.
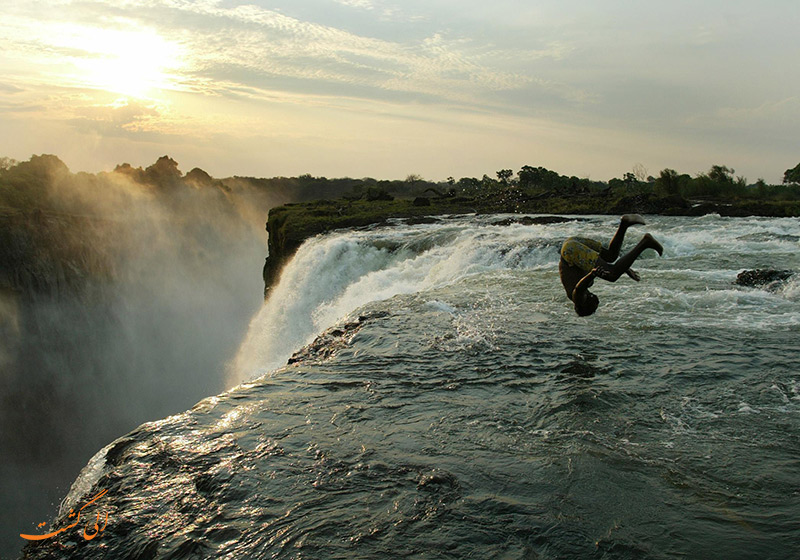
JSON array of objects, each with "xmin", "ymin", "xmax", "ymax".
[
  {"xmin": 228, "ymin": 215, "xmax": 800, "ymax": 385},
  {"xmin": 737, "ymin": 402, "xmax": 759, "ymax": 414},
  {"xmin": 424, "ymin": 300, "xmax": 457, "ymax": 314},
  {"xmin": 229, "ymin": 233, "xmax": 400, "ymax": 382},
  {"xmin": 228, "ymin": 223, "xmax": 557, "ymax": 384},
  {"xmin": 58, "ymin": 441, "xmax": 113, "ymax": 517}
]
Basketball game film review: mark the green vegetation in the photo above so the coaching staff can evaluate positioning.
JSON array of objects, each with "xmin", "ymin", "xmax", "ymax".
[
  {"xmin": 260, "ymin": 160, "xmax": 800, "ymax": 291},
  {"xmin": 449, "ymin": 162, "xmax": 800, "ymax": 207},
  {"xmin": 2, "ymin": 153, "xmax": 799, "ymax": 296},
  {"xmin": 3, "ymin": 154, "xmax": 800, "ymax": 215},
  {"xmin": 0, "ymin": 154, "xmax": 69, "ymax": 210},
  {"xmin": 783, "ymin": 162, "xmax": 800, "ymax": 186}
]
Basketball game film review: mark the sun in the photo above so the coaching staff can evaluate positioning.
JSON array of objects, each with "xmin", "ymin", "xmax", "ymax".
[{"xmin": 55, "ymin": 24, "xmax": 183, "ymax": 98}]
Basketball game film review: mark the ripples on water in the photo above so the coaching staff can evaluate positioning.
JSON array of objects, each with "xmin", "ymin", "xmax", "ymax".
[{"xmin": 22, "ymin": 215, "xmax": 800, "ymax": 559}]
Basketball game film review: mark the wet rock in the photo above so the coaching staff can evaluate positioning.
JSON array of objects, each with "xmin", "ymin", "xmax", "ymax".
[
  {"xmin": 735, "ymin": 269, "xmax": 795, "ymax": 290},
  {"xmin": 491, "ymin": 215, "xmax": 582, "ymax": 227},
  {"xmin": 417, "ymin": 469, "xmax": 460, "ymax": 490},
  {"xmin": 405, "ymin": 216, "xmax": 439, "ymax": 225},
  {"xmin": 287, "ymin": 311, "xmax": 390, "ymax": 365},
  {"xmin": 105, "ymin": 437, "xmax": 137, "ymax": 467}
]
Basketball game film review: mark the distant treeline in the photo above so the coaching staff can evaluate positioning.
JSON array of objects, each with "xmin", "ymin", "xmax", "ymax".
[
  {"xmin": 0, "ymin": 155, "xmax": 442, "ymax": 213},
  {"xmin": 460, "ymin": 163, "xmax": 800, "ymax": 203},
  {"xmin": 2, "ymin": 155, "xmax": 800, "ymax": 214}
]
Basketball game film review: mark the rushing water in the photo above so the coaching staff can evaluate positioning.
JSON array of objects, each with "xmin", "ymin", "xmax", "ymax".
[{"xmin": 21, "ymin": 214, "xmax": 800, "ymax": 559}]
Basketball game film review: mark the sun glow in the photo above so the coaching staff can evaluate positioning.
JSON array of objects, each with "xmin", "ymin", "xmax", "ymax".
[{"xmin": 54, "ymin": 24, "xmax": 184, "ymax": 98}]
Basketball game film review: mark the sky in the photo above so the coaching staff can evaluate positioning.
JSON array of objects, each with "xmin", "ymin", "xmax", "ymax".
[{"xmin": 1, "ymin": 0, "xmax": 798, "ymax": 183}]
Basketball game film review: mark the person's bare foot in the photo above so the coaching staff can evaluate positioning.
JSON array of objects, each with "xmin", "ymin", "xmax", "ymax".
[
  {"xmin": 621, "ymin": 214, "xmax": 646, "ymax": 227},
  {"xmin": 644, "ymin": 233, "xmax": 663, "ymax": 256}
]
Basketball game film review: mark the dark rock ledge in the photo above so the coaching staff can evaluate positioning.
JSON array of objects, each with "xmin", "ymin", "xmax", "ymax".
[{"xmin": 734, "ymin": 269, "xmax": 795, "ymax": 290}]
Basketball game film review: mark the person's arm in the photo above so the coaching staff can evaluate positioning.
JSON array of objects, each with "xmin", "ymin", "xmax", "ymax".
[{"xmin": 572, "ymin": 268, "xmax": 597, "ymax": 301}]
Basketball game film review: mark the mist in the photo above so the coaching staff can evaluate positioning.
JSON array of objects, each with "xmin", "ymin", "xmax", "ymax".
[{"xmin": 0, "ymin": 155, "xmax": 278, "ymax": 558}]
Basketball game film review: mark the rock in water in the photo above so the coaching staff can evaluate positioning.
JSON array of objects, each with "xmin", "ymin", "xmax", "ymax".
[{"xmin": 734, "ymin": 269, "xmax": 795, "ymax": 290}]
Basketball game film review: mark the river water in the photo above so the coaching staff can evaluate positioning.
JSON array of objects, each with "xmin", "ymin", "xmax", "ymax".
[{"xmin": 21, "ymin": 214, "xmax": 800, "ymax": 559}]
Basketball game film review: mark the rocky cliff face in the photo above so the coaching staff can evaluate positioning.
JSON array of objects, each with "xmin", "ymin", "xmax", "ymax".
[{"xmin": 0, "ymin": 208, "xmax": 119, "ymax": 301}]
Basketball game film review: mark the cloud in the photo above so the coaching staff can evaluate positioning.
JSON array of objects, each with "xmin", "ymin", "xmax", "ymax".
[
  {"xmin": 0, "ymin": 102, "xmax": 46, "ymax": 113},
  {"xmin": 2, "ymin": 0, "xmax": 799, "ymax": 183},
  {"xmin": 3, "ymin": 0, "xmax": 567, "ymax": 109},
  {"xmin": 332, "ymin": 0, "xmax": 375, "ymax": 9},
  {"xmin": 69, "ymin": 98, "xmax": 163, "ymax": 136},
  {"xmin": 179, "ymin": 9, "xmax": 567, "ymax": 109},
  {"xmin": 716, "ymin": 97, "xmax": 800, "ymax": 125},
  {"xmin": 682, "ymin": 97, "xmax": 800, "ymax": 143},
  {"xmin": 0, "ymin": 83, "xmax": 23, "ymax": 94}
]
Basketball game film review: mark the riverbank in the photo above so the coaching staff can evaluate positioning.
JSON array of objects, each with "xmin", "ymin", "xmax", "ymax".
[{"xmin": 262, "ymin": 190, "xmax": 800, "ymax": 294}]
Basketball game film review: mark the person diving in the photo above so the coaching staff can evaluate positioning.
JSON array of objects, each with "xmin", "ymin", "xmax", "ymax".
[{"xmin": 559, "ymin": 214, "xmax": 663, "ymax": 316}]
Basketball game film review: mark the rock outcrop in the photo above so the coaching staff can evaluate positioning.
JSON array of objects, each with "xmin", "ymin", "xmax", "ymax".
[
  {"xmin": 734, "ymin": 269, "xmax": 795, "ymax": 290},
  {"xmin": 287, "ymin": 311, "xmax": 389, "ymax": 365},
  {"xmin": 490, "ymin": 215, "xmax": 582, "ymax": 227}
]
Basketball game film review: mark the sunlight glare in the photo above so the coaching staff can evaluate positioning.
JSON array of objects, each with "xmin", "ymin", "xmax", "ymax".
[{"xmin": 55, "ymin": 24, "xmax": 183, "ymax": 98}]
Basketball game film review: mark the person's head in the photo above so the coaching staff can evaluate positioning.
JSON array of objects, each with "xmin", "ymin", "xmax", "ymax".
[{"xmin": 574, "ymin": 291, "xmax": 599, "ymax": 316}]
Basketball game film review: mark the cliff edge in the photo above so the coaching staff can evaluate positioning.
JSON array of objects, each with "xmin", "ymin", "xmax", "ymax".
[{"xmin": 262, "ymin": 189, "xmax": 800, "ymax": 295}]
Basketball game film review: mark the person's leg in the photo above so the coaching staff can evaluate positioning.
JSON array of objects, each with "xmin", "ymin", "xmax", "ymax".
[
  {"xmin": 596, "ymin": 233, "xmax": 662, "ymax": 282},
  {"xmin": 601, "ymin": 214, "xmax": 646, "ymax": 262}
]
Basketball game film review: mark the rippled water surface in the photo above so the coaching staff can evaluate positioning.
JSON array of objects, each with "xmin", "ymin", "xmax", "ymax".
[{"xmin": 22, "ymin": 215, "xmax": 800, "ymax": 559}]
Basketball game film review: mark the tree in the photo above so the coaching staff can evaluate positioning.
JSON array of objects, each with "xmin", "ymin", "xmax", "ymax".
[
  {"xmin": 632, "ymin": 163, "xmax": 648, "ymax": 182},
  {"xmin": 145, "ymin": 156, "xmax": 182, "ymax": 188},
  {"xmin": 783, "ymin": 163, "xmax": 800, "ymax": 185},
  {"xmin": 456, "ymin": 177, "xmax": 480, "ymax": 194},
  {"xmin": 692, "ymin": 165, "xmax": 746, "ymax": 198},
  {"xmin": 707, "ymin": 165, "xmax": 735, "ymax": 185},
  {"xmin": 0, "ymin": 157, "xmax": 18, "ymax": 170},
  {"xmin": 623, "ymin": 172, "xmax": 637, "ymax": 186},
  {"xmin": 365, "ymin": 187, "xmax": 393, "ymax": 201},
  {"xmin": 517, "ymin": 165, "xmax": 562, "ymax": 191},
  {"xmin": 754, "ymin": 178, "xmax": 768, "ymax": 198},
  {"xmin": 655, "ymin": 168, "xmax": 681, "ymax": 196},
  {"xmin": 496, "ymin": 169, "xmax": 513, "ymax": 184},
  {"xmin": 184, "ymin": 167, "xmax": 213, "ymax": 187}
]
